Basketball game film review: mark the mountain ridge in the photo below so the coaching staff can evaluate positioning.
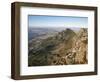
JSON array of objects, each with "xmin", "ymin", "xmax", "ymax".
[{"xmin": 28, "ymin": 28, "xmax": 88, "ymax": 66}]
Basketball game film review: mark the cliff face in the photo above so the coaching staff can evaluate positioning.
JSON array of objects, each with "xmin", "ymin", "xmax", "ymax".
[
  {"xmin": 73, "ymin": 28, "xmax": 88, "ymax": 64},
  {"xmin": 28, "ymin": 28, "xmax": 88, "ymax": 66},
  {"xmin": 47, "ymin": 28, "xmax": 88, "ymax": 65}
]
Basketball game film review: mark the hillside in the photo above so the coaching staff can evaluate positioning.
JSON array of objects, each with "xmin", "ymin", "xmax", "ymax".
[{"xmin": 28, "ymin": 28, "xmax": 88, "ymax": 66}]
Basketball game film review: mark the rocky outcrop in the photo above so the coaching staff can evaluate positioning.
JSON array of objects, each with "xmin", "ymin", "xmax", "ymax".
[
  {"xmin": 73, "ymin": 28, "xmax": 88, "ymax": 64},
  {"xmin": 47, "ymin": 28, "xmax": 88, "ymax": 65}
]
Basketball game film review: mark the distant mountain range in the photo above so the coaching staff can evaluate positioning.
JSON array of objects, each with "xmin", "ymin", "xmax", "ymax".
[
  {"xmin": 28, "ymin": 27, "xmax": 88, "ymax": 66},
  {"xmin": 28, "ymin": 27, "xmax": 61, "ymax": 41},
  {"xmin": 28, "ymin": 27, "xmax": 81, "ymax": 40}
]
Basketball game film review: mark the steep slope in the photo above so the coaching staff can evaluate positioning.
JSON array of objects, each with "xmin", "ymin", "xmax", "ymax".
[
  {"xmin": 72, "ymin": 28, "xmax": 88, "ymax": 64},
  {"xmin": 48, "ymin": 28, "xmax": 88, "ymax": 65},
  {"xmin": 28, "ymin": 28, "xmax": 88, "ymax": 66}
]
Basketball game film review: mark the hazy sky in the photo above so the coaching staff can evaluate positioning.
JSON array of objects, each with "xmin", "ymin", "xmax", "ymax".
[{"xmin": 28, "ymin": 15, "xmax": 88, "ymax": 28}]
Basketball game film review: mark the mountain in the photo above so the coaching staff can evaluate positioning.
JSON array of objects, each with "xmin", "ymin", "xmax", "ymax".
[
  {"xmin": 28, "ymin": 28, "xmax": 88, "ymax": 66},
  {"xmin": 28, "ymin": 27, "xmax": 62, "ymax": 41}
]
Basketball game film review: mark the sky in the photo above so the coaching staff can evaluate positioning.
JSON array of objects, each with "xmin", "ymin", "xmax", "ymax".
[{"xmin": 28, "ymin": 15, "xmax": 88, "ymax": 28}]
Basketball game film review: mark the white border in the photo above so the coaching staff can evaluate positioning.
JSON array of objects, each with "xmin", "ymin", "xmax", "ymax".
[{"xmin": 20, "ymin": 7, "xmax": 95, "ymax": 75}]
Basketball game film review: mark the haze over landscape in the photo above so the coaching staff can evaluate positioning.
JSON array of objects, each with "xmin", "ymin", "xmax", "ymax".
[{"xmin": 28, "ymin": 15, "xmax": 88, "ymax": 66}]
